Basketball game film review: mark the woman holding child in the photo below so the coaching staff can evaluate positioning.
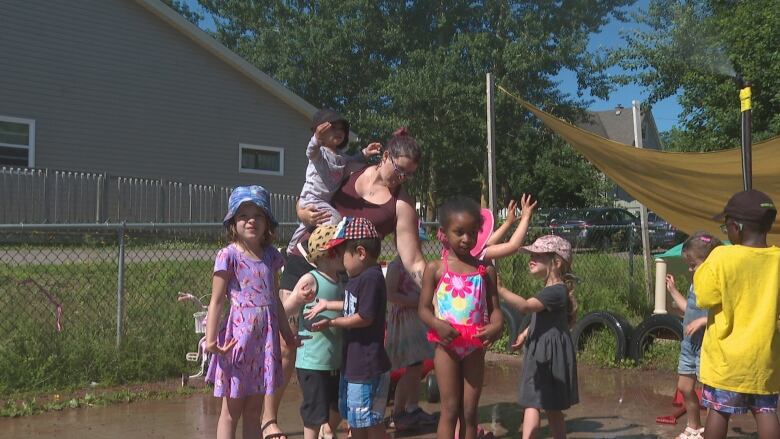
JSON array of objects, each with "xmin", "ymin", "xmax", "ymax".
[{"xmin": 266, "ymin": 117, "xmax": 430, "ymax": 439}]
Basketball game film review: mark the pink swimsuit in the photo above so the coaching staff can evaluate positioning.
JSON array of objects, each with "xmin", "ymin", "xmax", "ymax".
[{"xmin": 427, "ymin": 250, "xmax": 488, "ymax": 359}]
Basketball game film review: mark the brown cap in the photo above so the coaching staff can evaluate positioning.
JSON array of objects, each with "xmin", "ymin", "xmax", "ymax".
[{"xmin": 713, "ymin": 190, "xmax": 777, "ymax": 224}]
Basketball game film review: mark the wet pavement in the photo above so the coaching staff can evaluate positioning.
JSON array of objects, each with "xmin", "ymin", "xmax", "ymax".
[{"xmin": 1, "ymin": 354, "xmax": 767, "ymax": 438}]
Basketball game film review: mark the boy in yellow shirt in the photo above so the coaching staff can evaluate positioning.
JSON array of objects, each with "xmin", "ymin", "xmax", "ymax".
[{"xmin": 694, "ymin": 190, "xmax": 780, "ymax": 439}]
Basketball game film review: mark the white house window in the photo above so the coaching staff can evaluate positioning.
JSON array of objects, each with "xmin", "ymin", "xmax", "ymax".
[
  {"xmin": 239, "ymin": 143, "xmax": 284, "ymax": 176},
  {"xmin": 0, "ymin": 116, "xmax": 35, "ymax": 168}
]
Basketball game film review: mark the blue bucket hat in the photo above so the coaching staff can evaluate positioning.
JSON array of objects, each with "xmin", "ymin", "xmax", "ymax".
[{"xmin": 223, "ymin": 185, "xmax": 278, "ymax": 227}]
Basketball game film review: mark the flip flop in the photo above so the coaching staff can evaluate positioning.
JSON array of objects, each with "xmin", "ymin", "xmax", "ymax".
[{"xmin": 261, "ymin": 419, "xmax": 288, "ymax": 439}]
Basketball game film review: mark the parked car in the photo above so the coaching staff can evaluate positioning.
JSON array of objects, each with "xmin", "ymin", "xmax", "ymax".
[
  {"xmin": 647, "ymin": 212, "xmax": 687, "ymax": 250},
  {"xmin": 550, "ymin": 207, "xmax": 640, "ymax": 250}
]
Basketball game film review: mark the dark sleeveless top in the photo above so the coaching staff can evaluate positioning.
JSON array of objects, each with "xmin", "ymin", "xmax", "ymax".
[
  {"xmin": 330, "ymin": 167, "xmax": 400, "ymax": 238},
  {"xmin": 289, "ymin": 167, "xmax": 400, "ymax": 257}
]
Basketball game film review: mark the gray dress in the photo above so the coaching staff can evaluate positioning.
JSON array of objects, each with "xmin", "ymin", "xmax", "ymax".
[{"xmin": 518, "ymin": 284, "xmax": 579, "ymax": 410}]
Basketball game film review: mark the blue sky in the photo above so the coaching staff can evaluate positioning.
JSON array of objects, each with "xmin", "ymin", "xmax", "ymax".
[
  {"xmin": 554, "ymin": 0, "xmax": 683, "ymax": 132},
  {"xmin": 185, "ymin": 0, "xmax": 681, "ymax": 132}
]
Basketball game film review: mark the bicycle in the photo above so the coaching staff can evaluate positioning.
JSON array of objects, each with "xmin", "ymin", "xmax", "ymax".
[{"xmin": 177, "ymin": 291, "xmax": 211, "ymax": 386}]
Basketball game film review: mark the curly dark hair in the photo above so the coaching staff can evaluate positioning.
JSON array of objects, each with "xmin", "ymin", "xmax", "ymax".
[{"xmin": 438, "ymin": 196, "xmax": 483, "ymax": 232}]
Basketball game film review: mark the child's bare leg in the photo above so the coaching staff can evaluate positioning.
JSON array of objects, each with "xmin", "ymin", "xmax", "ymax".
[
  {"xmin": 242, "ymin": 394, "xmax": 264, "ymax": 439},
  {"xmin": 303, "ymin": 425, "xmax": 319, "ymax": 439},
  {"xmin": 434, "ymin": 346, "xmax": 462, "ymax": 439},
  {"xmin": 325, "ymin": 408, "xmax": 341, "ymax": 437},
  {"xmin": 218, "ymin": 397, "xmax": 245, "ymax": 439},
  {"xmin": 521, "ymin": 407, "xmax": 541, "ymax": 439},
  {"xmin": 350, "ymin": 424, "xmax": 385, "ymax": 439},
  {"xmin": 393, "ymin": 363, "xmax": 423, "ymax": 415},
  {"xmin": 546, "ymin": 410, "xmax": 566, "ymax": 439},
  {"xmin": 678, "ymin": 375, "xmax": 702, "ymax": 428},
  {"xmin": 263, "ymin": 313, "xmax": 295, "ymax": 439},
  {"xmin": 703, "ymin": 410, "xmax": 729, "ymax": 439},
  {"xmin": 754, "ymin": 411, "xmax": 780, "ymax": 439},
  {"xmin": 461, "ymin": 350, "xmax": 485, "ymax": 439}
]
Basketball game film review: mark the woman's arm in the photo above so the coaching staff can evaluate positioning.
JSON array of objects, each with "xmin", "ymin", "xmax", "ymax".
[
  {"xmin": 497, "ymin": 285, "xmax": 545, "ymax": 314},
  {"xmin": 483, "ymin": 194, "xmax": 537, "ymax": 260},
  {"xmin": 395, "ymin": 192, "xmax": 427, "ymax": 287},
  {"xmin": 385, "ymin": 261, "xmax": 418, "ymax": 308},
  {"xmin": 204, "ymin": 272, "xmax": 238, "ymax": 354},
  {"xmin": 296, "ymin": 199, "xmax": 332, "ymax": 227}
]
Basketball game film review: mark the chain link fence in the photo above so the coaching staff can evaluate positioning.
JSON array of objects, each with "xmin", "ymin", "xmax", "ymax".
[{"xmin": 0, "ymin": 221, "xmax": 661, "ymax": 394}]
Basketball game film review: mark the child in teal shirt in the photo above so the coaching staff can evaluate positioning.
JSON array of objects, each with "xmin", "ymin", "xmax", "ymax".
[{"xmin": 284, "ymin": 224, "xmax": 345, "ymax": 439}]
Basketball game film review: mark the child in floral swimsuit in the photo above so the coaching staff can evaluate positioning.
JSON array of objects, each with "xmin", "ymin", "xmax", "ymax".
[{"xmin": 418, "ymin": 197, "xmax": 503, "ymax": 439}]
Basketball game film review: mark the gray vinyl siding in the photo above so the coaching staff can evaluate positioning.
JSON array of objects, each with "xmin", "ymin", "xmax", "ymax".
[{"xmin": 0, "ymin": 0, "xmax": 309, "ymax": 195}]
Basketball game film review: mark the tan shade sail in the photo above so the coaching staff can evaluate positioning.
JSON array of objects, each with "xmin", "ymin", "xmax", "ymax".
[{"xmin": 498, "ymin": 86, "xmax": 780, "ymax": 244}]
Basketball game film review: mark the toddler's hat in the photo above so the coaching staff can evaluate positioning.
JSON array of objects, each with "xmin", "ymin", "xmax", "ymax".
[
  {"xmin": 312, "ymin": 108, "xmax": 350, "ymax": 149},
  {"xmin": 713, "ymin": 189, "xmax": 776, "ymax": 225},
  {"xmin": 325, "ymin": 217, "xmax": 380, "ymax": 249},
  {"xmin": 520, "ymin": 234, "xmax": 572, "ymax": 264},
  {"xmin": 301, "ymin": 224, "xmax": 339, "ymax": 266},
  {"xmin": 223, "ymin": 185, "xmax": 277, "ymax": 227}
]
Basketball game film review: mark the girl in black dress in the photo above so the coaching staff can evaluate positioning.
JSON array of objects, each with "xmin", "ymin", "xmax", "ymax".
[{"xmin": 497, "ymin": 235, "xmax": 579, "ymax": 439}]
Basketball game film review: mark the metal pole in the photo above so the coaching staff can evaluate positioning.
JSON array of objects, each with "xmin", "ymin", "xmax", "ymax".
[
  {"xmin": 116, "ymin": 221, "xmax": 126, "ymax": 348},
  {"xmin": 740, "ymin": 84, "xmax": 752, "ymax": 191},
  {"xmin": 632, "ymin": 100, "xmax": 654, "ymax": 302},
  {"xmin": 486, "ymin": 73, "xmax": 497, "ymax": 213}
]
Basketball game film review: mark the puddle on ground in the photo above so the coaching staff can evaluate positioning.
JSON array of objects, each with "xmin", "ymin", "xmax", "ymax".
[{"xmin": 1, "ymin": 361, "xmax": 765, "ymax": 438}]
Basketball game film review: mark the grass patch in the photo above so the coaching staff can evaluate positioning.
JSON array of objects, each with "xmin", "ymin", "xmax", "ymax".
[{"xmin": 0, "ymin": 256, "xmax": 214, "ymax": 395}]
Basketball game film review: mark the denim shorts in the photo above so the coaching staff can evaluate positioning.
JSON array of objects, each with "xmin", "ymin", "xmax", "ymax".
[
  {"xmin": 677, "ymin": 340, "xmax": 701, "ymax": 376},
  {"xmin": 339, "ymin": 372, "xmax": 390, "ymax": 429},
  {"xmin": 702, "ymin": 385, "xmax": 779, "ymax": 415}
]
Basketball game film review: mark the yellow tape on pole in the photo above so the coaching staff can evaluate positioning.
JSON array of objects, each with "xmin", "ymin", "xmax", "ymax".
[{"xmin": 740, "ymin": 86, "xmax": 752, "ymax": 112}]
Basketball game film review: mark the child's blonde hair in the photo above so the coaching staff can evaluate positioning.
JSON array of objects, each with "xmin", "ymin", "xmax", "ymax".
[
  {"xmin": 682, "ymin": 231, "xmax": 722, "ymax": 262},
  {"xmin": 554, "ymin": 256, "xmax": 579, "ymax": 327}
]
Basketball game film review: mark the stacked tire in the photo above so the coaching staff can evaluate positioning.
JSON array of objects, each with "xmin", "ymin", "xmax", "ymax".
[
  {"xmin": 628, "ymin": 314, "xmax": 683, "ymax": 363},
  {"xmin": 571, "ymin": 311, "xmax": 633, "ymax": 363},
  {"xmin": 570, "ymin": 311, "xmax": 684, "ymax": 364}
]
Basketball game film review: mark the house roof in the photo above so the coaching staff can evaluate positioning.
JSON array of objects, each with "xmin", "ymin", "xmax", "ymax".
[
  {"xmin": 576, "ymin": 106, "xmax": 658, "ymax": 147},
  {"xmin": 135, "ymin": 0, "xmax": 319, "ymax": 122}
]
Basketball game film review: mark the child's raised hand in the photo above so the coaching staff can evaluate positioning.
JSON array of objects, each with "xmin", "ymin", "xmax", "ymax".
[
  {"xmin": 476, "ymin": 322, "xmax": 503, "ymax": 347},
  {"xmin": 304, "ymin": 299, "xmax": 328, "ymax": 320},
  {"xmin": 665, "ymin": 274, "xmax": 678, "ymax": 293},
  {"xmin": 434, "ymin": 320, "xmax": 460, "ymax": 345},
  {"xmin": 205, "ymin": 338, "xmax": 238, "ymax": 356},
  {"xmin": 314, "ymin": 122, "xmax": 332, "ymax": 145},
  {"xmin": 505, "ymin": 199, "xmax": 519, "ymax": 224},
  {"xmin": 519, "ymin": 193, "xmax": 537, "ymax": 220},
  {"xmin": 362, "ymin": 142, "xmax": 382, "ymax": 158},
  {"xmin": 511, "ymin": 331, "xmax": 528, "ymax": 351}
]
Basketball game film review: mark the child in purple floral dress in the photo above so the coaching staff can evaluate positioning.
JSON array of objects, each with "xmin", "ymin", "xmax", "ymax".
[{"xmin": 205, "ymin": 185, "xmax": 298, "ymax": 439}]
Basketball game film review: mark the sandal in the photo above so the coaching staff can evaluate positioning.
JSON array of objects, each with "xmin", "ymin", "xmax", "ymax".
[{"xmin": 261, "ymin": 419, "xmax": 288, "ymax": 439}]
